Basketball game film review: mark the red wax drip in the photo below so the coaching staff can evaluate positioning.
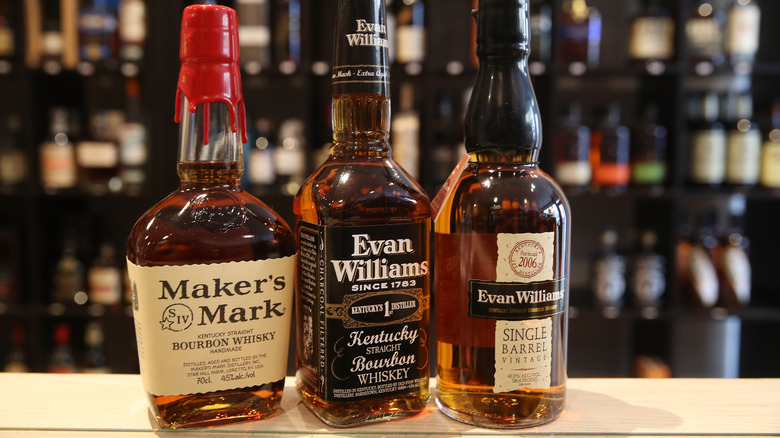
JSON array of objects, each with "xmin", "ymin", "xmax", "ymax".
[{"xmin": 174, "ymin": 5, "xmax": 248, "ymax": 145}]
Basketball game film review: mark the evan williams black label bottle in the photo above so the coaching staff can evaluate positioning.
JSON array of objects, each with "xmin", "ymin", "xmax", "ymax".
[
  {"xmin": 125, "ymin": 5, "xmax": 295, "ymax": 429},
  {"xmin": 434, "ymin": 0, "xmax": 571, "ymax": 428},
  {"xmin": 294, "ymin": 0, "xmax": 432, "ymax": 427}
]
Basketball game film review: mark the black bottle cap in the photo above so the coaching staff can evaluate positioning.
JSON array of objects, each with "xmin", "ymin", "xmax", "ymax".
[{"xmin": 474, "ymin": 0, "xmax": 529, "ymax": 56}]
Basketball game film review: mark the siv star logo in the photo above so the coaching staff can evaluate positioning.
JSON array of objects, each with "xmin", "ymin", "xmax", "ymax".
[{"xmin": 160, "ymin": 303, "xmax": 194, "ymax": 332}]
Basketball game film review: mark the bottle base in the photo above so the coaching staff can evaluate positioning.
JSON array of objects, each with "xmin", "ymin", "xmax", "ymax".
[
  {"xmin": 434, "ymin": 386, "xmax": 564, "ymax": 429},
  {"xmin": 297, "ymin": 381, "xmax": 430, "ymax": 428},
  {"xmin": 148, "ymin": 381, "xmax": 284, "ymax": 429}
]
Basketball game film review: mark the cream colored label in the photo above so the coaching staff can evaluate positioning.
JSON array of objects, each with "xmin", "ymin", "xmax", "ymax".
[
  {"xmin": 88, "ymin": 267, "xmax": 122, "ymax": 305},
  {"xmin": 40, "ymin": 142, "xmax": 77, "ymax": 188},
  {"xmin": 396, "ymin": 26, "xmax": 425, "ymax": 63},
  {"xmin": 726, "ymin": 130, "xmax": 761, "ymax": 185},
  {"xmin": 629, "ymin": 17, "xmax": 674, "ymax": 60},
  {"xmin": 494, "ymin": 318, "xmax": 553, "ymax": 392},
  {"xmin": 76, "ymin": 141, "xmax": 118, "ymax": 168},
  {"xmin": 760, "ymin": 142, "xmax": 780, "ymax": 188},
  {"xmin": 391, "ymin": 113, "xmax": 421, "ymax": 179},
  {"xmin": 127, "ymin": 256, "xmax": 295, "ymax": 396},
  {"xmin": 555, "ymin": 161, "xmax": 591, "ymax": 186},
  {"xmin": 690, "ymin": 130, "xmax": 726, "ymax": 184},
  {"xmin": 726, "ymin": 6, "xmax": 760, "ymax": 55},
  {"xmin": 494, "ymin": 232, "xmax": 555, "ymax": 392}
]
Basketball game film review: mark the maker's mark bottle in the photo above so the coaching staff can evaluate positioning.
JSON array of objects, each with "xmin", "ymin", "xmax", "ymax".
[
  {"xmin": 293, "ymin": 0, "xmax": 432, "ymax": 427},
  {"xmin": 126, "ymin": 5, "xmax": 296, "ymax": 429},
  {"xmin": 434, "ymin": 0, "xmax": 571, "ymax": 428}
]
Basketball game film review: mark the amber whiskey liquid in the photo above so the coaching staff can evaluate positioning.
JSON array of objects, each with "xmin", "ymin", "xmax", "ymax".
[
  {"xmin": 293, "ymin": 0, "xmax": 431, "ymax": 426},
  {"xmin": 434, "ymin": 0, "xmax": 570, "ymax": 428}
]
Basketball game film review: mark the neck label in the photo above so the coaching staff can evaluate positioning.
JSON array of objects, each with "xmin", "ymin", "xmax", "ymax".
[{"xmin": 332, "ymin": 2, "xmax": 389, "ymax": 95}]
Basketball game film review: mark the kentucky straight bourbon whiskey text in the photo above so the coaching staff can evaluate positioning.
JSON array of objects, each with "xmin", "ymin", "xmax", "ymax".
[
  {"xmin": 434, "ymin": 0, "xmax": 571, "ymax": 428},
  {"xmin": 125, "ymin": 5, "xmax": 295, "ymax": 429},
  {"xmin": 293, "ymin": 0, "xmax": 432, "ymax": 427}
]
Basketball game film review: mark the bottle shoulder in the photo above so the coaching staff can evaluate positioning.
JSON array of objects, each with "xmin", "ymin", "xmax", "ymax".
[
  {"xmin": 127, "ymin": 186, "xmax": 295, "ymax": 266},
  {"xmin": 294, "ymin": 157, "xmax": 431, "ymax": 225},
  {"xmin": 437, "ymin": 163, "xmax": 570, "ymax": 234}
]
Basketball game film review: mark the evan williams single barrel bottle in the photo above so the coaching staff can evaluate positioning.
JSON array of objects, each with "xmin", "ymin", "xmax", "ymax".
[
  {"xmin": 434, "ymin": 0, "xmax": 571, "ymax": 428},
  {"xmin": 294, "ymin": 0, "xmax": 432, "ymax": 427},
  {"xmin": 126, "ymin": 5, "xmax": 296, "ymax": 429}
]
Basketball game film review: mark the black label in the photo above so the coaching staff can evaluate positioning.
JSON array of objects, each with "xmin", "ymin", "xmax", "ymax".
[
  {"xmin": 468, "ymin": 279, "xmax": 566, "ymax": 320},
  {"xmin": 332, "ymin": 0, "xmax": 389, "ymax": 95},
  {"xmin": 297, "ymin": 221, "xmax": 430, "ymax": 402}
]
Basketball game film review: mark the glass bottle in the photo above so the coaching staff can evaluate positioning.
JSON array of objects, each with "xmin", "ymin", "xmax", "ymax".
[
  {"xmin": 78, "ymin": 0, "xmax": 117, "ymax": 66},
  {"xmin": 126, "ymin": 5, "xmax": 296, "ymax": 429},
  {"xmin": 553, "ymin": 102, "xmax": 591, "ymax": 192},
  {"xmin": 558, "ymin": 0, "xmax": 601, "ymax": 72},
  {"xmin": 118, "ymin": 0, "xmax": 146, "ymax": 66},
  {"xmin": 631, "ymin": 103, "xmax": 667, "ymax": 189},
  {"xmin": 87, "ymin": 242, "xmax": 122, "ymax": 307},
  {"xmin": 118, "ymin": 78, "xmax": 148, "ymax": 195},
  {"xmin": 293, "ymin": 0, "xmax": 431, "ymax": 427},
  {"xmin": 273, "ymin": 0, "xmax": 301, "ymax": 74},
  {"xmin": 628, "ymin": 0, "xmax": 675, "ymax": 73},
  {"xmin": 760, "ymin": 102, "xmax": 780, "ymax": 190},
  {"xmin": 688, "ymin": 93, "xmax": 726, "ymax": 186},
  {"xmin": 39, "ymin": 107, "xmax": 77, "ymax": 193},
  {"xmin": 0, "ymin": 112, "xmax": 26, "ymax": 193},
  {"xmin": 591, "ymin": 103, "xmax": 631, "ymax": 192},
  {"xmin": 434, "ymin": 0, "xmax": 570, "ymax": 428},
  {"xmin": 678, "ymin": 211, "xmax": 720, "ymax": 309},
  {"xmin": 0, "ymin": 0, "xmax": 16, "ymax": 72},
  {"xmin": 591, "ymin": 228, "xmax": 626, "ymax": 310},
  {"xmin": 712, "ymin": 195, "xmax": 750, "ymax": 310},
  {"xmin": 724, "ymin": 0, "xmax": 760, "ymax": 73},
  {"xmin": 236, "ymin": 0, "xmax": 272, "ymax": 75},
  {"xmin": 41, "ymin": 16, "xmax": 64, "ymax": 74},
  {"xmin": 0, "ymin": 229, "xmax": 18, "ymax": 303},
  {"xmin": 630, "ymin": 230, "xmax": 665, "ymax": 311},
  {"xmin": 247, "ymin": 117, "xmax": 276, "ymax": 194},
  {"xmin": 528, "ymin": 0, "xmax": 552, "ymax": 73},
  {"xmin": 395, "ymin": 0, "xmax": 426, "ymax": 66},
  {"xmin": 273, "ymin": 118, "xmax": 306, "ymax": 196},
  {"xmin": 685, "ymin": 0, "xmax": 726, "ymax": 75},
  {"xmin": 724, "ymin": 93, "xmax": 760, "ymax": 187},
  {"xmin": 391, "ymin": 82, "xmax": 421, "ymax": 180},
  {"xmin": 3, "ymin": 322, "xmax": 29, "ymax": 373},
  {"xmin": 81, "ymin": 320, "xmax": 111, "ymax": 373},
  {"xmin": 77, "ymin": 110, "xmax": 121, "ymax": 195},
  {"xmin": 48, "ymin": 323, "xmax": 77, "ymax": 373},
  {"xmin": 430, "ymin": 91, "xmax": 458, "ymax": 188},
  {"xmin": 52, "ymin": 237, "xmax": 86, "ymax": 305}
]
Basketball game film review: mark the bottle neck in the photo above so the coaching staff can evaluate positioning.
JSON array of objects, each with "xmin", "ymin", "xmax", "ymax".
[
  {"xmin": 466, "ymin": 55, "xmax": 541, "ymax": 164},
  {"xmin": 467, "ymin": 0, "xmax": 541, "ymax": 164},
  {"xmin": 330, "ymin": 0, "xmax": 390, "ymax": 157},
  {"xmin": 177, "ymin": 98, "xmax": 243, "ymax": 186},
  {"xmin": 332, "ymin": 94, "xmax": 390, "ymax": 156}
]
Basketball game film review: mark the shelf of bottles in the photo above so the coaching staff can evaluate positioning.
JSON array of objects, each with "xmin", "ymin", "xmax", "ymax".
[{"xmin": 2, "ymin": 0, "xmax": 780, "ymax": 377}]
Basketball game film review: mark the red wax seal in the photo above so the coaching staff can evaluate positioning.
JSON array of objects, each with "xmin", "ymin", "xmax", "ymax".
[{"xmin": 174, "ymin": 5, "xmax": 248, "ymax": 144}]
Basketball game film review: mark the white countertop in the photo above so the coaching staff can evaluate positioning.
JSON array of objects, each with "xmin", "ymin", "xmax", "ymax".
[{"xmin": 0, "ymin": 374, "xmax": 778, "ymax": 436}]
